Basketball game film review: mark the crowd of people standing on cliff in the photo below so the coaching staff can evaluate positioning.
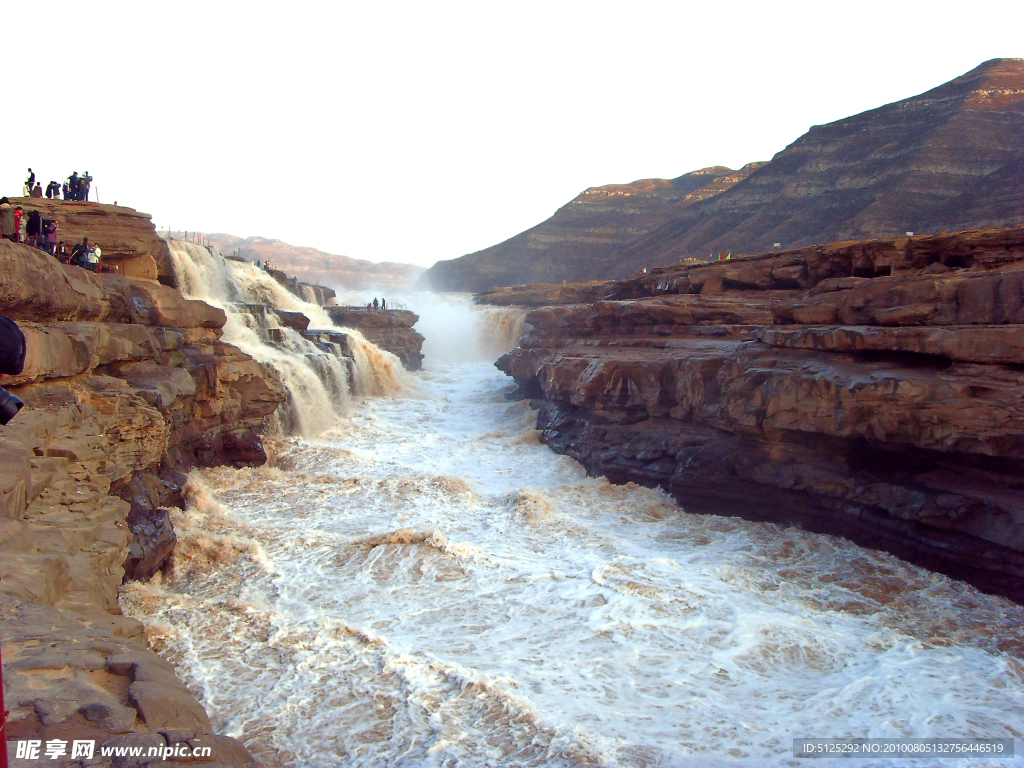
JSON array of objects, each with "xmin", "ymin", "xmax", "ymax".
[
  {"xmin": 2, "ymin": 196, "xmax": 99, "ymax": 270},
  {"xmin": 369, "ymin": 298, "xmax": 388, "ymax": 310},
  {"xmin": 3, "ymin": 171, "xmax": 104, "ymax": 271},
  {"xmin": 22, "ymin": 168, "xmax": 94, "ymax": 201}
]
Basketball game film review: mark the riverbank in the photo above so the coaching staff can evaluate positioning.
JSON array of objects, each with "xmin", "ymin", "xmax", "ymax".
[
  {"xmin": 495, "ymin": 225, "xmax": 1024, "ymax": 602},
  {"xmin": 0, "ymin": 235, "xmax": 284, "ymax": 764}
]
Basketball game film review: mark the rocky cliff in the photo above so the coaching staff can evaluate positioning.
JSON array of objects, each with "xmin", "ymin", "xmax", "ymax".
[
  {"xmin": 325, "ymin": 307, "xmax": 425, "ymax": 371},
  {"xmin": 599, "ymin": 58, "xmax": 1024, "ymax": 276},
  {"xmin": 497, "ymin": 225, "xmax": 1024, "ymax": 603},
  {"xmin": 203, "ymin": 233, "xmax": 424, "ymax": 292},
  {"xmin": 0, "ymin": 242, "xmax": 284, "ymax": 764},
  {"xmin": 9, "ymin": 199, "xmax": 173, "ymax": 282},
  {"xmin": 421, "ymin": 165, "xmax": 764, "ymax": 293},
  {"xmin": 427, "ymin": 58, "xmax": 1024, "ymax": 291}
]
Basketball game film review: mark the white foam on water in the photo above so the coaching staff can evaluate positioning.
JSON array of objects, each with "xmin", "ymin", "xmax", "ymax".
[{"xmin": 121, "ymin": 360, "xmax": 1024, "ymax": 768}]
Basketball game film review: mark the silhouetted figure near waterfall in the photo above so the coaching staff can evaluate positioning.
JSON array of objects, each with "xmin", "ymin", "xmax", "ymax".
[
  {"xmin": 373, "ymin": 298, "xmax": 379, "ymax": 310},
  {"xmin": 381, "ymin": 298, "xmax": 386, "ymax": 310}
]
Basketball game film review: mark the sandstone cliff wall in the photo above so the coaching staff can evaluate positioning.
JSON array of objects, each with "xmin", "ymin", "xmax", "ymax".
[
  {"xmin": 498, "ymin": 226, "xmax": 1024, "ymax": 603},
  {"xmin": 1, "ymin": 243, "xmax": 284, "ymax": 764},
  {"xmin": 9, "ymin": 198, "xmax": 172, "ymax": 282}
]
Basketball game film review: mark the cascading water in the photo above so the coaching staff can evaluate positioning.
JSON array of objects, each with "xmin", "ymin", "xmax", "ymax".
[
  {"xmin": 477, "ymin": 305, "xmax": 528, "ymax": 358},
  {"xmin": 120, "ymin": 295, "xmax": 1024, "ymax": 767},
  {"xmin": 166, "ymin": 240, "xmax": 411, "ymax": 435},
  {"xmin": 330, "ymin": 290, "xmax": 529, "ymax": 363}
]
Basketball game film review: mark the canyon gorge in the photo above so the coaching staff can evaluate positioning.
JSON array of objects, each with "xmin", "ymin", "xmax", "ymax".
[
  {"xmin": 0, "ymin": 203, "xmax": 424, "ymax": 766},
  {"xmin": 2, "ymin": 56, "xmax": 1023, "ymax": 768}
]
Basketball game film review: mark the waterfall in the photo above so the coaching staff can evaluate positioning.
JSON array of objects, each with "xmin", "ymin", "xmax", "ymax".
[
  {"xmin": 478, "ymin": 306, "xmax": 528, "ymax": 358},
  {"xmin": 326, "ymin": 290, "xmax": 528, "ymax": 364},
  {"xmin": 166, "ymin": 240, "xmax": 411, "ymax": 436}
]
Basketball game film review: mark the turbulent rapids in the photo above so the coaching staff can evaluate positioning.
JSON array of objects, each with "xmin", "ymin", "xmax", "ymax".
[{"xmin": 119, "ymin": 260, "xmax": 1024, "ymax": 767}]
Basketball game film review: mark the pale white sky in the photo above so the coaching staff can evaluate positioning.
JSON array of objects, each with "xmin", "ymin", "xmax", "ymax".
[{"xmin": 5, "ymin": 1, "xmax": 1022, "ymax": 268}]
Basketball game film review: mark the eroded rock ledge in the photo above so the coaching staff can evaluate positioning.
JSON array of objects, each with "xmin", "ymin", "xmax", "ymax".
[
  {"xmin": 1, "ymin": 242, "xmax": 283, "ymax": 765},
  {"xmin": 495, "ymin": 226, "xmax": 1024, "ymax": 603},
  {"xmin": 326, "ymin": 307, "xmax": 425, "ymax": 371}
]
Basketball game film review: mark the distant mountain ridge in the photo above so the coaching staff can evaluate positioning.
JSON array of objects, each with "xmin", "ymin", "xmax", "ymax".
[
  {"xmin": 419, "ymin": 164, "xmax": 764, "ymax": 293},
  {"xmin": 202, "ymin": 233, "xmax": 424, "ymax": 292},
  {"xmin": 422, "ymin": 58, "xmax": 1024, "ymax": 292}
]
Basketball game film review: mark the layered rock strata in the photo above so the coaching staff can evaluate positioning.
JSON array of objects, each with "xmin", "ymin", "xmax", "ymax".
[
  {"xmin": 421, "ymin": 165, "xmax": 763, "ymax": 292},
  {"xmin": 601, "ymin": 58, "xmax": 1024, "ymax": 277},
  {"xmin": 1, "ymin": 242, "xmax": 283, "ymax": 764},
  {"xmin": 428, "ymin": 58, "xmax": 1024, "ymax": 290},
  {"xmin": 326, "ymin": 307, "xmax": 425, "ymax": 371},
  {"xmin": 497, "ymin": 226, "xmax": 1024, "ymax": 603},
  {"xmin": 475, "ymin": 280, "xmax": 617, "ymax": 308},
  {"xmin": 9, "ymin": 198, "xmax": 172, "ymax": 281}
]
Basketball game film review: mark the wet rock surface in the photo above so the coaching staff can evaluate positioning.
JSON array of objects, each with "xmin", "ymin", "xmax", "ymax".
[
  {"xmin": 2, "ymin": 594, "xmax": 257, "ymax": 767},
  {"xmin": 498, "ymin": 226, "xmax": 1024, "ymax": 603}
]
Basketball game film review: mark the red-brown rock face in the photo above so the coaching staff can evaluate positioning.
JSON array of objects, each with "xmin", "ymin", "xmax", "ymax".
[{"xmin": 497, "ymin": 226, "xmax": 1024, "ymax": 603}]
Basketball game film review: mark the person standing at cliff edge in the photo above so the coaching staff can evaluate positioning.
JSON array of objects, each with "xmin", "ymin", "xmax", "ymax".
[
  {"xmin": 68, "ymin": 172, "xmax": 79, "ymax": 201},
  {"xmin": 25, "ymin": 210, "xmax": 42, "ymax": 248},
  {"xmin": 79, "ymin": 171, "xmax": 93, "ymax": 201},
  {"xmin": 25, "ymin": 168, "xmax": 35, "ymax": 194},
  {"xmin": 0, "ymin": 198, "xmax": 14, "ymax": 241},
  {"xmin": 44, "ymin": 219, "xmax": 57, "ymax": 255}
]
